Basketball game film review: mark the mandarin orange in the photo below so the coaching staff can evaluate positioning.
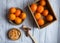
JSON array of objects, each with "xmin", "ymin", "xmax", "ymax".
[
  {"xmin": 35, "ymin": 13, "xmax": 41, "ymax": 20},
  {"xmin": 30, "ymin": 3, "xmax": 37, "ymax": 12},
  {"xmin": 46, "ymin": 15, "xmax": 53, "ymax": 22},
  {"xmin": 9, "ymin": 14, "xmax": 16, "ymax": 20},
  {"xmin": 38, "ymin": 19, "xmax": 44, "ymax": 26},
  {"xmin": 40, "ymin": 0, "xmax": 46, "ymax": 6},
  {"xmin": 42, "ymin": 9, "xmax": 48, "ymax": 16},
  {"xmin": 37, "ymin": 5, "xmax": 44, "ymax": 13},
  {"xmin": 10, "ymin": 7, "xmax": 16, "ymax": 13},
  {"xmin": 15, "ymin": 9, "xmax": 21, "ymax": 16},
  {"xmin": 20, "ymin": 13, "xmax": 26, "ymax": 19},
  {"xmin": 15, "ymin": 17, "xmax": 22, "ymax": 24}
]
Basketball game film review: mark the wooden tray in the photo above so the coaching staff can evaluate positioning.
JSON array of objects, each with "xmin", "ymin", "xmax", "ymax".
[{"xmin": 28, "ymin": 0, "xmax": 57, "ymax": 29}]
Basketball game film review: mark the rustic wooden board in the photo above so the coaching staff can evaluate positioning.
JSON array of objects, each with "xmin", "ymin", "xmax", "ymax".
[{"xmin": 0, "ymin": 0, "xmax": 59, "ymax": 43}]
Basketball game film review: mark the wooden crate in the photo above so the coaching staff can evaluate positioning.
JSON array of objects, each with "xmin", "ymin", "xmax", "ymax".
[{"xmin": 28, "ymin": 0, "xmax": 57, "ymax": 29}]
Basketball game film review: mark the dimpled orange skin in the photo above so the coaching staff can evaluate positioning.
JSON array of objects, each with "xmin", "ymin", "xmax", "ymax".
[
  {"xmin": 38, "ymin": 19, "xmax": 44, "ymax": 26},
  {"xmin": 15, "ymin": 9, "xmax": 21, "ymax": 16},
  {"xmin": 9, "ymin": 14, "xmax": 16, "ymax": 20},
  {"xmin": 40, "ymin": 0, "xmax": 46, "ymax": 6},
  {"xmin": 37, "ymin": 5, "xmax": 44, "ymax": 13},
  {"xmin": 15, "ymin": 17, "xmax": 22, "ymax": 24},
  {"xmin": 10, "ymin": 7, "xmax": 16, "ymax": 13},
  {"xmin": 20, "ymin": 13, "xmax": 26, "ymax": 20},
  {"xmin": 42, "ymin": 10, "xmax": 48, "ymax": 16},
  {"xmin": 46, "ymin": 15, "xmax": 53, "ymax": 22},
  {"xmin": 35, "ymin": 13, "xmax": 41, "ymax": 20},
  {"xmin": 30, "ymin": 3, "xmax": 37, "ymax": 12}
]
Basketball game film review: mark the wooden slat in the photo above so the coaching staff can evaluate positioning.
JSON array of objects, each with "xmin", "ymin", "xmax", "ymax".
[
  {"xmin": 0, "ymin": 0, "xmax": 6, "ymax": 42},
  {"xmin": 45, "ymin": 0, "xmax": 59, "ymax": 43}
]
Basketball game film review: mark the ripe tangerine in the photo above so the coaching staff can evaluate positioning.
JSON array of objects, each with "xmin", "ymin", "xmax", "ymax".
[
  {"xmin": 9, "ymin": 14, "xmax": 16, "ymax": 20},
  {"xmin": 15, "ymin": 9, "xmax": 21, "ymax": 16},
  {"xmin": 38, "ymin": 19, "xmax": 44, "ymax": 26},
  {"xmin": 10, "ymin": 7, "xmax": 16, "ymax": 13},
  {"xmin": 42, "ymin": 9, "xmax": 48, "ymax": 16},
  {"xmin": 30, "ymin": 3, "xmax": 37, "ymax": 12},
  {"xmin": 35, "ymin": 13, "xmax": 41, "ymax": 20},
  {"xmin": 15, "ymin": 17, "xmax": 22, "ymax": 24},
  {"xmin": 46, "ymin": 15, "xmax": 53, "ymax": 22},
  {"xmin": 40, "ymin": 0, "xmax": 46, "ymax": 6},
  {"xmin": 20, "ymin": 13, "xmax": 26, "ymax": 20},
  {"xmin": 37, "ymin": 5, "xmax": 44, "ymax": 13}
]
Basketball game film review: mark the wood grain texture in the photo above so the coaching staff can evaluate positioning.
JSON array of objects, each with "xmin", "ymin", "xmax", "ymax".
[
  {"xmin": 0, "ymin": 0, "xmax": 59, "ymax": 43},
  {"xmin": 57, "ymin": 0, "xmax": 60, "ymax": 43},
  {"xmin": 45, "ymin": 0, "xmax": 59, "ymax": 43}
]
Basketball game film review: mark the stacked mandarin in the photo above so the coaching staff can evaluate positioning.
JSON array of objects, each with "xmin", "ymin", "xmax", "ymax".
[
  {"xmin": 8, "ymin": 7, "xmax": 27, "ymax": 25},
  {"xmin": 30, "ymin": 0, "xmax": 53, "ymax": 26}
]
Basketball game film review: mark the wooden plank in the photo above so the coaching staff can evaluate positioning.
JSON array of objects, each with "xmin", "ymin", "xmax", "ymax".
[
  {"xmin": 58, "ymin": 9, "xmax": 60, "ymax": 43},
  {"xmin": 5, "ymin": 0, "xmax": 24, "ymax": 43},
  {"xmin": 5, "ymin": 0, "xmax": 34, "ymax": 43},
  {"xmin": 0, "ymin": 0, "xmax": 6, "ymax": 42},
  {"xmin": 45, "ymin": 0, "xmax": 59, "ymax": 43}
]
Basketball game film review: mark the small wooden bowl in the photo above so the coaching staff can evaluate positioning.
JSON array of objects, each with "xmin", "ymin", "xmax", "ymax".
[
  {"xmin": 7, "ymin": 8, "xmax": 26, "ymax": 25},
  {"xmin": 7, "ymin": 28, "xmax": 21, "ymax": 40}
]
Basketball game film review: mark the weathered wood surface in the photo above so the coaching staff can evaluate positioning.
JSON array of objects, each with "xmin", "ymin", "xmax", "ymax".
[{"xmin": 0, "ymin": 0, "xmax": 59, "ymax": 43}]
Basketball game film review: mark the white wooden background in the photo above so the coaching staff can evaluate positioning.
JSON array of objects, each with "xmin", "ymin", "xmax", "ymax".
[
  {"xmin": 58, "ymin": 0, "xmax": 60, "ymax": 43},
  {"xmin": 0, "ymin": 0, "xmax": 59, "ymax": 43}
]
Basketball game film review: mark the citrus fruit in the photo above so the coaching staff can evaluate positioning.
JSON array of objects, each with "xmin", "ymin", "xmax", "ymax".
[
  {"xmin": 40, "ymin": 0, "xmax": 46, "ymax": 6},
  {"xmin": 20, "ymin": 13, "xmax": 26, "ymax": 19},
  {"xmin": 35, "ymin": 13, "xmax": 41, "ymax": 20},
  {"xmin": 10, "ymin": 7, "xmax": 16, "ymax": 13},
  {"xmin": 42, "ymin": 9, "xmax": 48, "ymax": 16},
  {"xmin": 15, "ymin": 17, "xmax": 22, "ymax": 24},
  {"xmin": 37, "ymin": 5, "xmax": 44, "ymax": 13},
  {"xmin": 30, "ymin": 3, "xmax": 37, "ymax": 12},
  {"xmin": 38, "ymin": 19, "xmax": 44, "ymax": 26},
  {"xmin": 46, "ymin": 15, "xmax": 53, "ymax": 22},
  {"xmin": 15, "ymin": 9, "xmax": 21, "ymax": 16},
  {"xmin": 9, "ymin": 14, "xmax": 16, "ymax": 20}
]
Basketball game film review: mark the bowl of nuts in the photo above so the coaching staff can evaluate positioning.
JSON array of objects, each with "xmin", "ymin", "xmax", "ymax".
[{"xmin": 7, "ymin": 28, "xmax": 21, "ymax": 40}]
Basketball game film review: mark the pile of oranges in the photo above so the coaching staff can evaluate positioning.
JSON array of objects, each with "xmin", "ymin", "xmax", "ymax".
[
  {"xmin": 30, "ymin": 0, "xmax": 53, "ymax": 26},
  {"xmin": 8, "ymin": 7, "xmax": 26, "ymax": 24}
]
